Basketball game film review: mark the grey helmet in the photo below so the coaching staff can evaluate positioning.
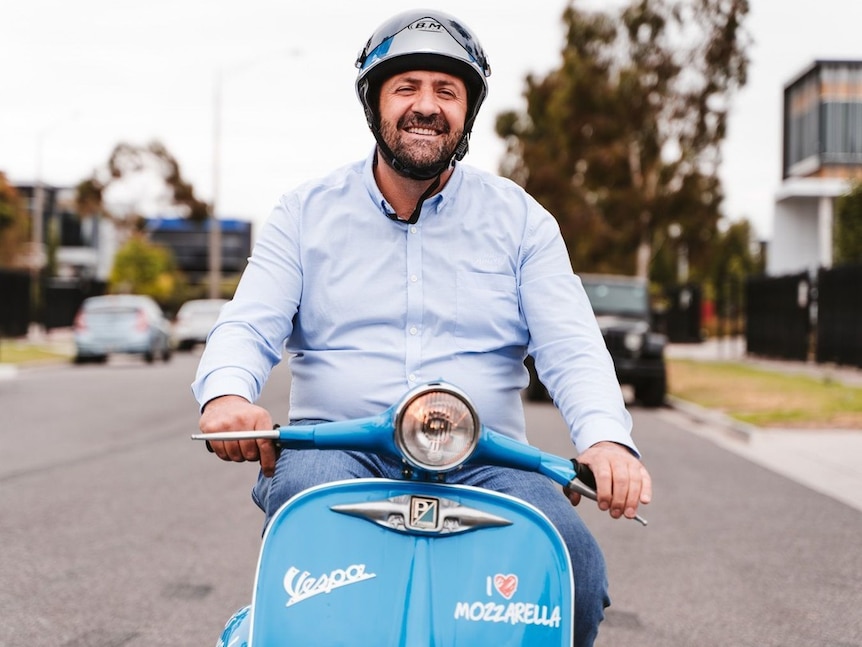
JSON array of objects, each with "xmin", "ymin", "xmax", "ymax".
[{"xmin": 355, "ymin": 9, "xmax": 492, "ymax": 180}]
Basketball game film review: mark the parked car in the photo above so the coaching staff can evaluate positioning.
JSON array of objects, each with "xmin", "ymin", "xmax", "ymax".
[
  {"xmin": 526, "ymin": 273, "xmax": 667, "ymax": 407},
  {"xmin": 73, "ymin": 294, "xmax": 172, "ymax": 364},
  {"xmin": 171, "ymin": 298, "xmax": 228, "ymax": 351}
]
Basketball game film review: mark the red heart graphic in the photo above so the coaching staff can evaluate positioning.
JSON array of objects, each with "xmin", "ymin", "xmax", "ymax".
[{"xmin": 494, "ymin": 574, "xmax": 518, "ymax": 600}]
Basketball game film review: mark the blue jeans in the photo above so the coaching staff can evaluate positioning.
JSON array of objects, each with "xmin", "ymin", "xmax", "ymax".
[{"xmin": 252, "ymin": 447, "xmax": 610, "ymax": 646}]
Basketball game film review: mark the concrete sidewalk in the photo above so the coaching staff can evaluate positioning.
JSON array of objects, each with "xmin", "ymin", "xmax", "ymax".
[{"xmin": 665, "ymin": 338, "xmax": 862, "ymax": 514}]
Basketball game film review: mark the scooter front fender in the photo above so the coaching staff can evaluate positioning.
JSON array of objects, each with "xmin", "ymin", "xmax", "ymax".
[{"xmin": 240, "ymin": 478, "xmax": 573, "ymax": 646}]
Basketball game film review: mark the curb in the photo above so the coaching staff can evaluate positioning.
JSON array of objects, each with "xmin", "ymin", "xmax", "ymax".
[{"xmin": 665, "ymin": 395, "xmax": 758, "ymax": 443}]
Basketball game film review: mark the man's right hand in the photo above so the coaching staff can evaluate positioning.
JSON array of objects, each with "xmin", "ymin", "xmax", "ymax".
[{"xmin": 198, "ymin": 395, "xmax": 279, "ymax": 477}]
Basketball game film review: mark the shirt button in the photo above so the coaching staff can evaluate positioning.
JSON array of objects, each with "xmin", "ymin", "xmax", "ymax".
[
  {"xmin": 408, "ymin": 373, "xmax": 417, "ymax": 382},
  {"xmin": 410, "ymin": 226, "xmax": 418, "ymax": 234},
  {"xmin": 410, "ymin": 274, "xmax": 418, "ymax": 283},
  {"xmin": 409, "ymin": 326, "xmax": 418, "ymax": 335}
]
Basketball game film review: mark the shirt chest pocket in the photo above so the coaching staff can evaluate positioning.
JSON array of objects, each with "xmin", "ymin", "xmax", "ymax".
[{"xmin": 455, "ymin": 271, "xmax": 526, "ymax": 351}]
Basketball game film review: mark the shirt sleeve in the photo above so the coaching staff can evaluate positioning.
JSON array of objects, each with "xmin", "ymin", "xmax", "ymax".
[
  {"xmin": 518, "ymin": 201, "xmax": 638, "ymax": 457},
  {"xmin": 191, "ymin": 193, "xmax": 304, "ymax": 410}
]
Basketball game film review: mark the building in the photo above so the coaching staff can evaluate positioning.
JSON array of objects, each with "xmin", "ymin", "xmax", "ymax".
[
  {"xmin": 146, "ymin": 216, "xmax": 252, "ymax": 284},
  {"xmin": 769, "ymin": 60, "xmax": 862, "ymax": 276},
  {"xmin": 15, "ymin": 182, "xmax": 118, "ymax": 282}
]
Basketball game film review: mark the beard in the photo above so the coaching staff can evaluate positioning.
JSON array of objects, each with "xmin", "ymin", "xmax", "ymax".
[{"xmin": 379, "ymin": 112, "xmax": 463, "ymax": 175}]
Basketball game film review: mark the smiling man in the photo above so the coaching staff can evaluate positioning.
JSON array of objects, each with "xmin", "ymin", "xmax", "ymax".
[{"xmin": 193, "ymin": 10, "xmax": 651, "ymax": 646}]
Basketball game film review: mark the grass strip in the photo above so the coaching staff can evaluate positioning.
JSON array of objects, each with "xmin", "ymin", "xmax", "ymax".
[
  {"xmin": 667, "ymin": 359, "xmax": 862, "ymax": 429},
  {"xmin": 0, "ymin": 339, "xmax": 72, "ymax": 365}
]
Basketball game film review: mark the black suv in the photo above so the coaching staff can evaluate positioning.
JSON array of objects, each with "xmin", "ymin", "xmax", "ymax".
[{"xmin": 526, "ymin": 274, "xmax": 667, "ymax": 407}]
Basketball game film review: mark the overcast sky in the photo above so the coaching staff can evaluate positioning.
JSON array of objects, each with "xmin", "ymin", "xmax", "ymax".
[{"xmin": 3, "ymin": 0, "xmax": 862, "ymax": 241}]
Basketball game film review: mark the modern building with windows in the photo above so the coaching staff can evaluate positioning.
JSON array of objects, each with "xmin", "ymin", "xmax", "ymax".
[
  {"xmin": 770, "ymin": 59, "xmax": 862, "ymax": 275},
  {"xmin": 146, "ymin": 216, "xmax": 252, "ymax": 284}
]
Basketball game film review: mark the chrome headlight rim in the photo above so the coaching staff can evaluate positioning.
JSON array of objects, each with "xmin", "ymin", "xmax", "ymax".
[{"xmin": 393, "ymin": 381, "xmax": 481, "ymax": 473}]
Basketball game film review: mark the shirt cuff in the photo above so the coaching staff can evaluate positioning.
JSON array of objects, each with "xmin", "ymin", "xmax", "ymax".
[
  {"xmin": 193, "ymin": 371, "xmax": 258, "ymax": 413},
  {"xmin": 573, "ymin": 417, "xmax": 640, "ymax": 458}
]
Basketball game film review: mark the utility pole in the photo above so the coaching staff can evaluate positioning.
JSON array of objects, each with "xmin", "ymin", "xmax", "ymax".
[
  {"xmin": 207, "ymin": 49, "xmax": 301, "ymax": 298},
  {"xmin": 208, "ymin": 68, "xmax": 223, "ymax": 299}
]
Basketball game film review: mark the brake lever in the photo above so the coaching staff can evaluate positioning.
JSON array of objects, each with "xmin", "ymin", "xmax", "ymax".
[{"xmin": 566, "ymin": 459, "xmax": 648, "ymax": 527}]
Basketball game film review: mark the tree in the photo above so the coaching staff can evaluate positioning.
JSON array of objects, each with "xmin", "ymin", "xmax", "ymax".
[
  {"xmin": 0, "ymin": 172, "xmax": 29, "ymax": 268},
  {"xmin": 77, "ymin": 140, "xmax": 209, "ymax": 223},
  {"xmin": 495, "ymin": 0, "xmax": 750, "ymax": 279},
  {"xmin": 109, "ymin": 234, "xmax": 183, "ymax": 305},
  {"xmin": 834, "ymin": 181, "xmax": 862, "ymax": 265},
  {"xmin": 74, "ymin": 141, "xmax": 210, "ymax": 301}
]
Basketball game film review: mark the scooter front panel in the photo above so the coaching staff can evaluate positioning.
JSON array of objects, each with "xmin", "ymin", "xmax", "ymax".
[{"xmin": 248, "ymin": 479, "xmax": 573, "ymax": 646}]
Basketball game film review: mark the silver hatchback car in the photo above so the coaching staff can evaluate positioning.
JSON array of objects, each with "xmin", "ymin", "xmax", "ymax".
[{"xmin": 73, "ymin": 294, "xmax": 172, "ymax": 364}]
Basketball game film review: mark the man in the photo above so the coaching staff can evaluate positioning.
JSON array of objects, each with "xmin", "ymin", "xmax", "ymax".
[{"xmin": 193, "ymin": 9, "xmax": 651, "ymax": 645}]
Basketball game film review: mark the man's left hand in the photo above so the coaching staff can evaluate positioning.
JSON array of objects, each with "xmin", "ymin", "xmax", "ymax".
[{"xmin": 566, "ymin": 441, "xmax": 652, "ymax": 521}]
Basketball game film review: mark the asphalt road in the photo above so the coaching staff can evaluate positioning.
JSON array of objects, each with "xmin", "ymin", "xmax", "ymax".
[{"xmin": 1, "ymin": 352, "xmax": 860, "ymax": 646}]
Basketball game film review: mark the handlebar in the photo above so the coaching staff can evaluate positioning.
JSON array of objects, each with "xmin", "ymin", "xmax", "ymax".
[{"xmin": 193, "ymin": 426, "xmax": 647, "ymax": 527}]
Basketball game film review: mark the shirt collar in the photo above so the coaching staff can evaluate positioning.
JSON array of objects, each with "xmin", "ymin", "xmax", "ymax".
[{"xmin": 362, "ymin": 148, "xmax": 462, "ymax": 221}]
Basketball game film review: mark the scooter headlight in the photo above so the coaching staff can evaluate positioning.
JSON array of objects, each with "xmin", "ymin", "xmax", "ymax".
[{"xmin": 394, "ymin": 383, "xmax": 480, "ymax": 472}]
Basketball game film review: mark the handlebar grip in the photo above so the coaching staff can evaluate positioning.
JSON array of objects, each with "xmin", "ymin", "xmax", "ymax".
[
  {"xmin": 202, "ymin": 424, "xmax": 281, "ymax": 453},
  {"xmin": 570, "ymin": 459, "xmax": 597, "ymax": 490}
]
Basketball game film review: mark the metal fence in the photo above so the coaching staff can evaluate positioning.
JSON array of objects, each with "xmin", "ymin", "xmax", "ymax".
[
  {"xmin": 0, "ymin": 271, "xmax": 107, "ymax": 336},
  {"xmin": 744, "ymin": 264, "xmax": 862, "ymax": 368},
  {"xmin": 42, "ymin": 278, "xmax": 107, "ymax": 330},
  {"xmin": 0, "ymin": 269, "xmax": 31, "ymax": 337},
  {"xmin": 816, "ymin": 264, "xmax": 862, "ymax": 367},
  {"xmin": 745, "ymin": 272, "xmax": 811, "ymax": 361}
]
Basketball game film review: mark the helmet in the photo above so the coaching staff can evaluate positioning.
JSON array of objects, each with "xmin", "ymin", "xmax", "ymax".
[{"xmin": 355, "ymin": 9, "xmax": 492, "ymax": 180}]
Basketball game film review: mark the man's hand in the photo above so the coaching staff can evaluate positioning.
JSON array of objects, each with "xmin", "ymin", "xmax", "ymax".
[
  {"xmin": 566, "ymin": 441, "xmax": 652, "ymax": 521},
  {"xmin": 198, "ymin": 395, "xmax": 279, "ymax": 477}
]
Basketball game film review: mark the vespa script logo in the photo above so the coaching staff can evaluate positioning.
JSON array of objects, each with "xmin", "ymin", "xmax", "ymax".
[{"xmin": 283, "ymin": 563, "xmax": 376, "ymax": 607}]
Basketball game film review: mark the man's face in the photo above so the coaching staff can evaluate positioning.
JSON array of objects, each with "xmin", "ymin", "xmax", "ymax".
[{"xmin": 377, "ymin": 70, "xmax": 468, "ymax": 175}]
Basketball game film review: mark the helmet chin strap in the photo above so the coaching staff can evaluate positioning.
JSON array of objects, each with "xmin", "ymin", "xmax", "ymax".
[
  {"xmin": 405, "ymin": 172, "xmax": 442, "ymax": 225},
  {"xmin": 374, "ymin": 144, "xmax": 448, "ymax": 224}
]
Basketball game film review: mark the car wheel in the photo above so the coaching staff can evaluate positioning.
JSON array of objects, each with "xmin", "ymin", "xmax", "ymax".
[{"xmin": 635, "ymin": 377, "xmax": 666, "ymax": 408}]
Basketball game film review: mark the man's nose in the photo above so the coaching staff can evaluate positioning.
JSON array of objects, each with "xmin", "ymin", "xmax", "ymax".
[{"xmin": 411, "ymin": 87, "xmax": 441, "ymax": 115}]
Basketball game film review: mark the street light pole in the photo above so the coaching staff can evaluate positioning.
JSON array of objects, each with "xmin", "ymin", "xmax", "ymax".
[
  {"xmin": 30, "ymin": 134, "xmax": 46, "ymax": 332},
  {"xmin": 207, "ymin": 49, "xmax": 301, "ymax": 299},
  {"xmin": 208, "ymin": 68, "xmax": 223, "ymax": 299}
]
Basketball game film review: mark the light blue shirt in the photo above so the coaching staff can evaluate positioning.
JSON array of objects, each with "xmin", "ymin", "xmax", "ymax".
[{"xmin": 193, "ymin": 150, "xmax": 636, "ymax": 455}]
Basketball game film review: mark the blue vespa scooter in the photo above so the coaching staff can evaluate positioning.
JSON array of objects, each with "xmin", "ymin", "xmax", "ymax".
[{"xmin": 193, "ymin": 380, "xmax": 646, "ymax": 646}]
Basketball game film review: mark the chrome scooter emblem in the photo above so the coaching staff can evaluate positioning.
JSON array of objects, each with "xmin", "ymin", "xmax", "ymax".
[{"xmin": 332, "ymin": 494, "xmax": 512, "ymax": 534}]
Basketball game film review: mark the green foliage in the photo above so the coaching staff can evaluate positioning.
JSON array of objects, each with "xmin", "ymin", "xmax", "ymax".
[
  {"xmin": 495, "ymin": 0, "xmax": 751, "ymax": 279},
  {"xmin": 74, "ymin": 140, "xmax": 216, "ymax": 307},
  {"xmin": 834, "ymin": 181, "xmax": 862, "ymax": 265},
  {"xmin": 109, "ymin": 235, "xmax": 183, "ymax": 305},
  {"xmin": 711, "ymin": 218, "xmax": 763, "ymax": 281}
]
